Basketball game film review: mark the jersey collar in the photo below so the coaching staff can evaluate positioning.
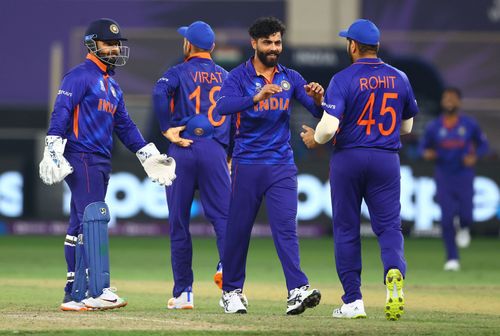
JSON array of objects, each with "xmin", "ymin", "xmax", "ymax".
[
  {"xmin": 86, "ymin": 53, "xmax": 109, "ymax": 73},
  {"xmin": 185, "ymin": 52, "xmax": 212, "ymax": 62},
  {"xmin": 245, "ymin": 57, "xmax": 283, "ymax": 80},
  {"xmin": 354, "ymin": 57, "xmax": 384, "ymax": 65}
]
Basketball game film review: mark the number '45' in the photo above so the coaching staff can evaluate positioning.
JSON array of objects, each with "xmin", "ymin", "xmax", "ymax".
[{"xmin": 357, "ymin": 92, "xmax": 398, "ymax": 136}]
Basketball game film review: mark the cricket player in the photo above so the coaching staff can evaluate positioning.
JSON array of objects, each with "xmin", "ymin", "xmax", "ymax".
[
  {"xmin": 301, "ymin": 19, "xmax": 418, "ymax": 320},
  {"xmin": 215, "ymin": 16, "xmax": 322, "ymax": 315},
  {"xmin": 39, "ymin": 18, "xmax": 176, "ymax": 311},
  {"xmin": 420, "ymin": 87, "xmax": 488, "ymax": 271},
  {"xmin": 152, "ymin": 21, "xmax": 231, "ymax": 309}
]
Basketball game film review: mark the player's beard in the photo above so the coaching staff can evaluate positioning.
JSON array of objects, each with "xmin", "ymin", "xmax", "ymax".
[{"xmin": 257, "ymin": 49, "xmax": 280, "ymax": 67}]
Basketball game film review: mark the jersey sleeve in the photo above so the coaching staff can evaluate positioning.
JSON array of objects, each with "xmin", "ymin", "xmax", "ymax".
[
  {"xmin": 401, "ymin": 72, "xmax": 419, "ymax": 120},
  {"xmin": 322, "ymin": 75, "xmax": 347, "ymax": 120},
  {"xmin": 152, "ymin": 67, "xmax": 180, "ymax": 132},
  {"xmin": 418, "ymin": 121, "xmax": 436, "ymax": 156},
  {"xmin": 470, "ymin": 118, "xmax": 489, "ymax": 157},
  {"xmin": 47, "ymin": 72, "xmax": 87, "ymax": 137},
  {"xmin": 289, "ymin": 70, "xmax": 322, "ymax": 118},
  {"xmin": 214, "ymin": 70, "xmax": 255, "ymax": 115},
  {"xmin": 114, "ymin": 95, "xmax": 148, "ymax": 153}
]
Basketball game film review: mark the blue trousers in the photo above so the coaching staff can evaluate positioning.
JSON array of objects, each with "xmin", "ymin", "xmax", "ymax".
[
  {"xmin": 436, "ymin": 170, "xmax": 474, "ymax": 261},
  {"xmin": 222, "ymin": 163, "xmax": 308, "ymax": 292},
  {"xmin": 63, "ymin": 152, "xmax": 111, "ymax": 294},
  {"xmin": 167, "ymin": 139, "xmax": 230, "ymax": 297},
  {"xmin": 330, "ymin": 148, "xmax": 406, "ymax": 304}
]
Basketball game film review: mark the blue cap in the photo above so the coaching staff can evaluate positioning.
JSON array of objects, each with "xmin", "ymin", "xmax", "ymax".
[
  {"xmin": 177, "ymin": 21, "xmax": 215, "ymax": 50},
  {"xmin": 183, "ymin": 115, "xmax": 215, "ymax": 138},
  {"xmin": 338, "ymin": 19, "xmax": 380, "ymax": 45}
]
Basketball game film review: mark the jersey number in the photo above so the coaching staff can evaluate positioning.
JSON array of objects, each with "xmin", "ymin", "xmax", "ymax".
[
  {"xmin": 188, "ymin": 85, "xmax": 226, "ymax": 126},
  {"xmin": 357, "ymin": 92, "xmax": 398, "ymax": 136}
]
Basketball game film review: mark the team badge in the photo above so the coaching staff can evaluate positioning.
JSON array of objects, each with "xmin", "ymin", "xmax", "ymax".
[
  {"xmin": 458, "ymin": 126, "xmax": 466, "ymax": 136},
  {"xmin": 194, "ymin": 128, "xmax": 204, "ymax": 136},
  {"xmin": 110, "ymin": 86, "xmax": 117, "ymax": 98},
  {"xmin": 99, "ymin": 80, "xmax": 105, "ymax": 92},
  {"xmin": 100, "ymin": 207, "xmax": 107, "ymax": 215},
  {"xmin": 255, "ymin": 82, "xmax": 262, "ymax": 93},
  {"xmin": 110, "ymin": 24, "xmax": 119, "ymax": 34},
  {"xmin": 280, "ymin": 80, "xmax": 291, "ymax": 91}
]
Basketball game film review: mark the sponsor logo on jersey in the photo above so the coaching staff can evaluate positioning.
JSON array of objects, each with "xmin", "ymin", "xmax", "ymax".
[
  {"xmin": 280, "ymin": 80, "xmax": 291, "ymax": 91},
  {"xmin": 100, "ymin": 80, "xmax": 105, "ymax": 92},
  {"xmin": 110, "ymin": 86, "xmax": 117, "ymax": 98},
  {"xmin": 57, "ymin": 90, "xmax": 72, "ymax": 97},
  {"xmin": 158, "ymin": 77, "xmax": 169, "ymax": 83},
  {"xmin": 322, "ymin": 102, "xmax": 336, "ymax": 110}
]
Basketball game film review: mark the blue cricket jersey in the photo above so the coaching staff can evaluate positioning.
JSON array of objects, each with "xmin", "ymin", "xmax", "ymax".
[
  {"xmin": 420, "ymin": 114, "xmax": 489, "ymax": 174},
  {"xmin": 214, "ymin": 57, "xmax": 323, "ymax": 164},
  {"xmin": 152, "ymin": 52, "xmax": 230, "ymax": 146},
  {"xmin": 322, "ymin": 58, "xmax": 419, "ymax": 151},
  {"xmin": 47, "ymin": 53, "xmax": 147, "ymax": 158}
]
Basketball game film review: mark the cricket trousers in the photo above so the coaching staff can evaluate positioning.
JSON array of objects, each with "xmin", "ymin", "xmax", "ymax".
[
  {"xmin": 330, "ymin": 148, "xmax": 406, "ymax": 304},
  {"xmin": 435, "ymin": 169, "xmax": 474, "ymax": 261},
  {"xmin": 222, "ymin": 163, "xmax": 309, "ymax": 293},
  {"xmin": 167, "ymin": 138, "xmax": 230, "ymax": 297},
  {"xmin": 63, "ymin": 152, "xmax": 111, "ymax": 294}
]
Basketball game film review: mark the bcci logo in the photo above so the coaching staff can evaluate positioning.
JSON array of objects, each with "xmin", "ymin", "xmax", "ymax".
[
  {"xmin": 194, "ymin": 128, "xmax": 204, "ymax": 136},
  {"xmin": 281, "ymin": 80, "xmax": 291, "ymax": 91},
  {"xmin": 255, "ymin": 82, "xmax": 262, "ymax": 93},
  {"xmin": 100, "ymin": 208, "xmax": 107, "ymax": 215},
  {"xmin": 110, "ymin": 24, "xmax": 119, "ymax": 34}
]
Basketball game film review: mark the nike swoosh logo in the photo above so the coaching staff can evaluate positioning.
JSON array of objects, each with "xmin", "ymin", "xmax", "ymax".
[{"xmin": 102, "ymin": 298, "xmax": 117, "ymax": 303}]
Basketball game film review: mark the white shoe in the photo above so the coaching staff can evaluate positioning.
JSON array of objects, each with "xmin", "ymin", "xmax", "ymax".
[
  {"xmin": 456, "ymin": 228, "xmax": 471, "ymax": 248},
  {"xmin": 332, "ymin": 299, "xmax": 367, "ymax": 319},
  {"xmin": 83, "ymin": 287, "xmax": 127, "ymax": 310},
  {"xmin": 444, "ymin": 259, "xmax": 460, "ymax": 271},
  {"xmin": 60, "ymin": 300, "xmax": 88, "ymax": 311},
  {"xmin": 222, "ymin": 289, "xmax": 247, "ymax": 314},
  {"xmin": 168, "ymin": 290, "xmax": 194, "ymax": 309},
  {"xmin": 219, "ymin": 292, "xmax": 248, "ymax": 308},
  {"xmin": 286, "ymin": 285, "xmax": 321, "ymax": 315}
]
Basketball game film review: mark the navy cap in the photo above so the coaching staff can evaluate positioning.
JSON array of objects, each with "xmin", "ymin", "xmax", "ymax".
[
  {"xmin": 184, "ymin": 115, "xmax": 214, "ymax": 138},
  {"xmin": 85, "ymin": 18, "xmax": 127, "ymax": 42},
  {"xmin": 177, "ymin": 21, "xmax": 215, "ymax": 50},
  {"xmin": 339, "ymin": 19, "xmax": 380, "ymax": 45}
]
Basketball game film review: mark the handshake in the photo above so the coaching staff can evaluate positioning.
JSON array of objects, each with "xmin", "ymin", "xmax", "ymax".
[{"xmin": 39, "ymin": 136, "xmax": 176, "ymax": 187}]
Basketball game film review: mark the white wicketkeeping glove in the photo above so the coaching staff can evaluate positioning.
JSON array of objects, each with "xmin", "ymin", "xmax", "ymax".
[
  {"xmin": 136, "ymin": 143, "xmax": 176, "ymax": 187},
  {"xmin": 39, "ymin": 136, "xmax": 74, "ymax": 185}
]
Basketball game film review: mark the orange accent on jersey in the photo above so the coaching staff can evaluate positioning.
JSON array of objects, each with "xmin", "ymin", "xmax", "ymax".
[
  {"xmin": 86, "ymin": 53, "xmax": 107, "ymax": 73},
  {"xmin": 185, "ymin": 52, "xmax": 212, "ymax": 62},
  {"xmin": 208, "ymin": 86, "xmax": 226, "ymax": 126},
  {"xmin": 73, "ymin": 104, "xmax": 80, "ymax": 138},
  {"xmin": 190, "ymin": 71, "xmax": 223, "ymax": 84},
  {"xmin": 188, "ymin": 86, "xmax": 201, "ymax": 114},
  {"xmin": 170, "ymin": 97, "xmax": 175, "ymax": 113},
  {"xmin": 378, "ymin": 93, "xmax": 398, "ymax": 136},
  {"xmin": 236, "ymin": 112, "xmax": 241, "ymax": 129},
  {"xmin": 443, "ymin": 115, "xmax": 459, "ymax": 129},
  {"xmin": 358, "ymin": 92, "xmax": 376, "ymax": 135},
  {"xmin": 98, "ymin": 98, "xmax": 117, "ymax": 115}
]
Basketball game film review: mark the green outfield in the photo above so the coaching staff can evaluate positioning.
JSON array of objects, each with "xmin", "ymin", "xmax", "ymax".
[{"xmin": 1, "ymin": 236, "xmax": 499, "ymax": 335}]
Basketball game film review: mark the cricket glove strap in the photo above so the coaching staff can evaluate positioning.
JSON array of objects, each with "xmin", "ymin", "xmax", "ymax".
[
  {"xmin": 39, "ymin": 135, "xmax": 74, "ymax": 185},
  {"xmin": 136, "ymin": 143, "xmax": 176, "ymax": 187}
]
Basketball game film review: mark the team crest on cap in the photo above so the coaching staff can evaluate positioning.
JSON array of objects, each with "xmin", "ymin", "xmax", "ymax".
[
  {"xmin": 110, "ymin": 24, "xmax": 119, "ymax": 34},
  {"xmin": 281, "ymin": 80, "xmax": 291, "ymax": 91},
  {"xmin": 100, "ymin": 207, "xmax": 107, "ymax": 215},
  {"xmin": 194, "ymin": 128, "xmax": 204, "ymax": 136}
]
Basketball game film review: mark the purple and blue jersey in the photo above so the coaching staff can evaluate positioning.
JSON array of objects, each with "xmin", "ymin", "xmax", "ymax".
[
  {"xmin": 322, "ymin": 58, "xmax": 418, "ymax": 151},
  {"xmin": 48, "ymin": 54, "xmax": 147, "ymax": 158},
  {"xmin": 420, "ymin": 114, "xmax": 488, "ymax": 174},
  {"xmin": 215, "ymin": 58, "xmax": 323, "ymax": 164},
  {"xmin": 152, "ymin": 52, "xmax": 230, "ymax": 146}
]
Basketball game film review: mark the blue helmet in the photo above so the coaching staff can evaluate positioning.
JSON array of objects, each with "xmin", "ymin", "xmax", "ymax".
[{"xmin": 84, "ymin": 18, "xmax": 129, "ymax": 67}]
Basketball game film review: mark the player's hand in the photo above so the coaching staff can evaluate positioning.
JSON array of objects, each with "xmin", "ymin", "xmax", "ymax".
[
  {"xmin": 39, "ymin": 136, "xmax": 74, "ymax": 185},
  {"xmin": 423, "ymin": 149, "xmax": 437, "ymax": 161},
  {"xmin": 164, "ymin": 126, "xmax": 193, "ymax": 147},
  {"xmin": 253, "ymin": 84, "xmax": 282, "ymax": 103},
  {"xmin": 300, "ymin": 125, "xmax": 319, "ymax": 149},
  {"xmin": 304, "ymin": 82, "xmax": 324, "ymax": 106},
  {"xmin": 463, "ymin": 153, "xmax": 477, "ymax": 167}
]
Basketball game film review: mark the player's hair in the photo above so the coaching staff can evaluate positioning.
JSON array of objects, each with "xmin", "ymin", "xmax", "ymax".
[
  {"xmin": 348, "ymin": 38, "xmax": 379, "ymax": 55},
  {"xmin": 443, "ymin": 87, "xmax": 462, "ymax": 99},
  {"xmin": 249, "ymin": 16, "xmax": 286, "ymax": 39}
]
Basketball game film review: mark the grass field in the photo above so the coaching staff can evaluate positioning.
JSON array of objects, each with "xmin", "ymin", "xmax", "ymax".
[{"xmin": 1, "ymin": 236, "xmax": 500, "ymax": 335}]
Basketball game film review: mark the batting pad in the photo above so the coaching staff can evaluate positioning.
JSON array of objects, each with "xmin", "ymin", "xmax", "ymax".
[
  {"xmin": 83, "ymin": 201, "xmax": 111, "ymax": 298},
  {"xmin": 71, "ymin": 234, "xmax": 87, "ymax": 302}
]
